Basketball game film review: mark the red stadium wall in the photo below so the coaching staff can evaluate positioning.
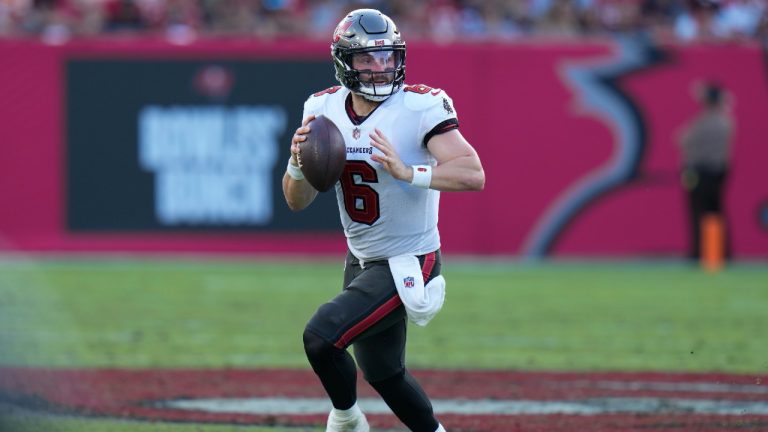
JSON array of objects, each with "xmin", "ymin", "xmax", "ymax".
[{"xmin": 0, "ymin": 37, "xmax": 766, "ymax": 258}]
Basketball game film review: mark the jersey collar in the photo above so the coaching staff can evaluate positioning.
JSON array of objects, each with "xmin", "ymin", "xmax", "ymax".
[{"xmin": 345, "ymin": 92, "xmax": 383, "ymax": 126}]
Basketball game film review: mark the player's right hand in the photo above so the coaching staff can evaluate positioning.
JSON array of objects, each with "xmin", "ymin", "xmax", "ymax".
[{"xmin": 291, "ymin": 115, "xmax": 316, "ymax": 167}]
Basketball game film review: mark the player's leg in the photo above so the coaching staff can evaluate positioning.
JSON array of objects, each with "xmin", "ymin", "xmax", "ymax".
[
  {"xmin": 303, "ymin": 254, "xmax": 360, "ymax": 410},
  {"xmin": 303, "ymin": 253, "xmax": 400, "ymax": 430},
  {"xmin": 371, "ymin": 371, "xmax": 445, "ymax": 432},
  {"xmin": 354, "ymin": 320, "xmax": 442, "ymax": 432},
  {"xmin": 302, "ymin": 326, "xmax": 358, "ymax": 410},
  {"xmin": 354, "ymin": 251, "xmax": 444, "ymax": 432},
  {"xmin": 303, "ymin": 326, "xmax": 367, "ymax": 432}
]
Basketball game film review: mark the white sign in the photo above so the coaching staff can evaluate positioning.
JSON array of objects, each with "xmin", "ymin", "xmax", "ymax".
[{"xmin": 138, "ymin": 105, "xmax": 286, "ymax": 225}]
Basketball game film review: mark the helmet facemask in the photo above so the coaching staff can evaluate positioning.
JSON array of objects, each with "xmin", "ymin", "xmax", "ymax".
[
  {"xmin": 334, "ymin": 46, "xmax": 406, "ymax": 102},
  {"xmin": 331, "ymin": 9, "xmax": 406, "ymax": 102}
]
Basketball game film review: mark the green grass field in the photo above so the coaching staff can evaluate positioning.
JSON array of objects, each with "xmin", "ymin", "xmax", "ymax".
[{"xmin": 1, "ymin": 256, "xmax": 767, "ymax": 431}]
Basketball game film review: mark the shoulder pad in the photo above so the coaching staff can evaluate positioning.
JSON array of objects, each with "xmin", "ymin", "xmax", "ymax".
[
  {"xmin": 304, "ymin": 86, "xmax": 342, "ymax": 113},
  {"xmin": 403, "ymin": 84, "xmax": 447, "ymax": 111},
  {"xmin": 312, "ymin": 86, "xmax": 343, "ymax": 98}
]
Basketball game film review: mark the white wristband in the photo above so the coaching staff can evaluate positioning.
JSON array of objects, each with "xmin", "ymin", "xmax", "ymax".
[
  {"xmin": 286, "ymin": 158, "xmax": 304, "ymax": 180},
  {"xmin": 410, "ymin": 165, "xmax": 432, "ymax": 189}
]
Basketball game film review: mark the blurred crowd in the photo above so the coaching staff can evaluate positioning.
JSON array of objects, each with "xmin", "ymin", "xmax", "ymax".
[{"xmin": 1, "ymin": 0, "xmax": 766, "ymax": 43}]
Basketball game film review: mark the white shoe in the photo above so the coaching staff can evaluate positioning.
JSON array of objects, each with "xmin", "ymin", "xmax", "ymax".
[{"xmin": 326, "ymin": 402, "xmax": 370, "ymax": 432}]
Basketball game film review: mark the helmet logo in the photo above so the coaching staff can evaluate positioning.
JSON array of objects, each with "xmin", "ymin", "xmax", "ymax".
[
  {"xmin": 366, "ymin": 38, "xmax": 392, "ymax": 47},
  {"xmin": 333, "ymin": 20, "xmax": 354, "ymax": 43}
]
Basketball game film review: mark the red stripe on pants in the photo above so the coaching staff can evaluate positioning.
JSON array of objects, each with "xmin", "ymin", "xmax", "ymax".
[
  {"xmin": 334, "ymin": 295, "xmax": 403, "ymax": 349},
  {"xmin": 333, "ymin": 252, "xmax": 437, "ymax": 349},
  {"xmin": 421, "ymin": 252, "xmax": 436, "ymax": 283}
]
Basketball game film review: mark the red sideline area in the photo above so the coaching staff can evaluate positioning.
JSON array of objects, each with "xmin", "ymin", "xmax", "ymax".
[{"xmin": 1, "ymin": 368, "xmax": 766, "ymax": 431}]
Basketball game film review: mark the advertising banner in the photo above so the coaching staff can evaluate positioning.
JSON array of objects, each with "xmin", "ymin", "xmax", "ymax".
[
  {"xmin": 0, "ymin": 38, "xmax": 766, "ymax": 258},
  {"xmin": 66, "ymin": 59, "xmax": 339, "ymax": 232}
]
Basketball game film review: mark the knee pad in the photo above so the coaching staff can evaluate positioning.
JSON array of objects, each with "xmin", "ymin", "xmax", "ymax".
[{"xmin": 303, "ymin": 327, "xmax": 335, "ymax": 361}]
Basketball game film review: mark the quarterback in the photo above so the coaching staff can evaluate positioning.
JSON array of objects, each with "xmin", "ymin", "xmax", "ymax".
[{"xmin": 282, "ymin": 8, "xmax": 485, "ymax": 432}]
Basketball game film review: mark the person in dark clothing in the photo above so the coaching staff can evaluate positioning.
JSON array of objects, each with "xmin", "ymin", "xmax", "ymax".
[{"xmin": 677, "ymin": 82, "xmax": 734, "ymax": 260}]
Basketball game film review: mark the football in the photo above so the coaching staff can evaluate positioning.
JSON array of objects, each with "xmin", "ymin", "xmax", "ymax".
[{"xmin": 299, "ymin": 115, "xmax": 347, "ymax": 192}]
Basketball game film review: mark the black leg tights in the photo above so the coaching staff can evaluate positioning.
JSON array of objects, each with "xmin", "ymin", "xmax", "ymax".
[
  {"xmin": 369, "ymin": 369, "xmax": 439, "ymax": 432},
  {"xmin": 303, "ymin": 328, "xmax": 358, "ymax": 410}
]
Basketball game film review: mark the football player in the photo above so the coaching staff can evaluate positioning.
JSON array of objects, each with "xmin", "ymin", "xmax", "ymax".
[{"xmin": 282, "ymin": 8, "xmax": 485, "ymax": 432}]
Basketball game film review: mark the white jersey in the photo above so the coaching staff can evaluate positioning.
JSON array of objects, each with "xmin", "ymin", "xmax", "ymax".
[{"xmin": 302, "ymin": 85, "xmax": 459, "ymax": 260}]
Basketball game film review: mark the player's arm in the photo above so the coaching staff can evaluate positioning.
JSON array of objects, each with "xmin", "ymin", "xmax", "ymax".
[
  {"xmin": 283, "ymin": 115, "xmax": 319, "ymax": 211},
  {"xmin": 423, "ymin": 129, "xmax": 484, "ymax": 191},
  {"xmin": 370, "ymin": 128, "xmax": 484, "ymax": 192}
]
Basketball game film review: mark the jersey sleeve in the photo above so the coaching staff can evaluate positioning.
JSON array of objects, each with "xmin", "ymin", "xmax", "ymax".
[
  {"xmin": 302, "ymin": 86, "xmax": 342, "ymax": 119},
  {"xmin": 404, "ymin": 86, "xmax": 460, "ymax": 147},
  {"xmin": 302, "ymin": 93, "xmax": 323, "ymax": 119}
]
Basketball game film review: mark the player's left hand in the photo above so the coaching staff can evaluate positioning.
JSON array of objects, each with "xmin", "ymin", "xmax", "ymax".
[{"xmin": 370, "ymin": 128, "xmax": 411, "ymax": 182}]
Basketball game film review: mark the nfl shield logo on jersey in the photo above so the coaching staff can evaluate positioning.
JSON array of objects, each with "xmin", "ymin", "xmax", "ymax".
[
  {"xmin": 352, "ymin": 127, "xmax": 361, "ymax": 140},
  {"xmin": 403, "ymin": 276, "xmax": 415, "ymax": 288}
]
